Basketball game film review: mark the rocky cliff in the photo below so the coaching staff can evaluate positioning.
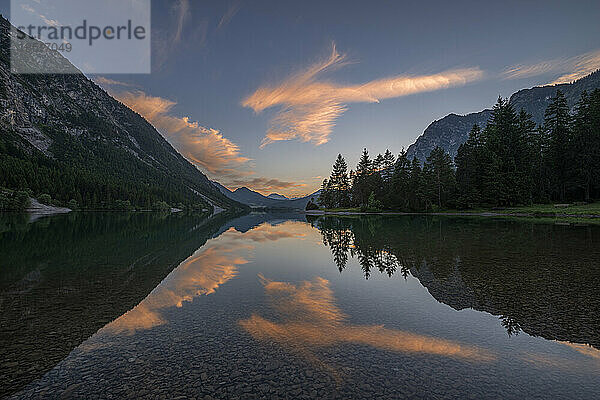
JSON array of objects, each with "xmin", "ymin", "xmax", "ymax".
[
  {"xmin": 406, "ymin": 70, "xmax": 600, "ymax": 162},
  {"xmin": 0, "ymin": 16, "xmax": 240, "ymax": 210}
]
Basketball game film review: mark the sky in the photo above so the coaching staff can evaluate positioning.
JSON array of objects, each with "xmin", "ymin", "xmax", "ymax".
[{"xmin": 2, "ymin": 0, "xmax": 600, "ymax": 197}]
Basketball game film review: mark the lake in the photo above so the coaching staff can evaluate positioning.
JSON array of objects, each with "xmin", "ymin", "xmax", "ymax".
[{"xmin": 1, "ymin": 212, "xmax": 599, "ymax": 399}]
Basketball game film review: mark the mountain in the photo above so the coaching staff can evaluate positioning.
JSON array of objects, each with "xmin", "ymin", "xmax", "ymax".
[
  {"xmin": 0, "ymin": 16, "xmax": 243, "ymax": 211},
  {"xmin": 406, "ymin": 70, "xmax": 600, "ymax": 162},
  {"xmin": 212, "ymin": 181, "xmax": 320, "ymax": 209},
  {"xmin": 267, "ymin": 193, "xmax": 288, "ymax": 200}
]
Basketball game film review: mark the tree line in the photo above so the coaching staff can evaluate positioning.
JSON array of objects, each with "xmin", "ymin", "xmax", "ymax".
[
  {"xmin": 0, "ymin": 127, "xmax": 211, "ymax": 212},
  {"xmin": 319, "ymin": 89, "xmax": 600, "ymax": 211}
]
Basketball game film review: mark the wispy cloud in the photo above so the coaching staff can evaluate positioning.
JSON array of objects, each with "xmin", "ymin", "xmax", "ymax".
[
  {"xmin": 152, "ymin": 0, "xmax": 208, "ymax": 71},
  {"xmin": 172, "ymin": 0, "xmax": 190, "ymax": 44},
  {"xmin": 243, "ymin": 44, "xmax": 484, "ymax": 147},
  {"xmin": 20, "ymin": 3, "xmax": 60, "ymax": 27},
  {"xmin": 105, "ymin": 222, "xmax": 305, "ymax": 335},
  {"xmin": 92, "ymin": 76, "xmax": 136, "ymax": 88},
  {"xmin": 502, "ymin": 49, "xmax": 600, "ymax": 84},
  {"xmin": 97, "ymin": 81, "xmax": 309, "ymax": 195},
  {"xmin": 217, "ymin": 0, "xmax": 242, "ymax": 31},
  {"xmin": 226, "ymin": 177, "xmax": 307, "ymax": 194},
  {"xmin": 111, "ymin": 89, "xmax": 251, "ymax": 177}
]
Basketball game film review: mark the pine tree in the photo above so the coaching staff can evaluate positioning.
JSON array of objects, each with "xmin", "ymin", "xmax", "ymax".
[
  {"xmin": 482, "ymin": 97, "xmax": 531, "ymax": 206},
  {"xmin": 455, "ymin": 124, "xmax": 483, "ymax": 207},
  {"xmin": 544, "ymin": 89, "xmax": 572, "ymax": 201},
  {"xmin": 408, "ymin": 157, "xmax": 424, "ymax": 211},
  {"xmin": 572, "ymin": 89, "xmax": 600, "ymax": 201},
  {"xmin": 423, "ymin": 147, "xmax": 456, "ymax": 209},
  {"xmin": 381, "ymin": 149, "xmax": 395, "ymax": 183},
  {"xmin": 353, "ymin": 148, "xmax": 373, "ymax": 207},
  {"xmin": 329, "ymin": 154, "xmax": 350, "ymax": 208},
  {"xmin": 391, "ymin": 149, "xmax": 410, "ymax": 210},
  {"xmin": 319, "ymin": 178, "xmax": 333, "ymax": 209}
]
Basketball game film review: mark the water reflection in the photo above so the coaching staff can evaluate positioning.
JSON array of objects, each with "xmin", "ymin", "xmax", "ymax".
[
  {"xmin": 105, "ymin": 222, "xmax": 306, "ymax": 335},
  {"xmin": 313, "ymin": 215, "xmax": 600, "ymax": 349},
  {"xmin": 239, "ymin": 275, "xmax": 495, "ymax": 371},
  {"xmin": 6, "ymin": 214, "xmax": 600, "ymax": 399},
  {"xmin": 316, "ymin": 217, "xmax": 408, "ymax": 279},
  {"xmin": 0, "ymin": 211, "xmax": 237, "ymax": 397},
  {"xmin": 106, "ymin": 239, "xmax": 248, "ymax": 334}
]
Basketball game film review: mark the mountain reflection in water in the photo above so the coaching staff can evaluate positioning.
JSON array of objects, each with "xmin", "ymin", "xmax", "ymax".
[
  {"xmin": 312, "ymin": 215, "xmax": 600, "ymax": 349},
  {"xmin": 4, "ymin": 213, "xmax": 600, "ymax": 399},
  {"xmin": 106, "ymin": 223, "xmax": 306, "ymax": 335}
]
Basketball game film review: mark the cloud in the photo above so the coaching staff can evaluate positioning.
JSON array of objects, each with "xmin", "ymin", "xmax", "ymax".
[
  {"xmin": 20, "ymin": 3, "xmax": 60, "ymax": 27},
  {"xmin": 243, "ymin": 44, "xmax": 484, "ymax": 147},
  {"xmin": 217, "ymin": 0, "xmax": 242, "ymax": 31},
  {"xmin": 173, "ymin": 0, "xmax": 190, "ymax": 44},
  {"xmin": 153, "ymin": 0, "xmax": 204, "ymax": 71},
  {"xmin": 226, "ymin": 177, "xmax": 307, "ymax": 194},
  {"xmin": 502, "ymin": 49, "xmax": 600, "ymax": 84},
  {"xmin": 106, "ymin": 238, "xmax": 248, "ymax": 335},
  {"xmin": 92, "ymin": 76, "xmax": 135, "ymax": 88},
  {"xmin": 238, "ymin": 223, "xmax": 306, "ymax": 243},
  {"xmin": 96, "ymin": 81, "xmax": 310, "ymax": 195},
  {"xmin": 109, "ymin": 89, "xmax": 251, "ymax": 177},
  {"xmin": 557, "ymin": 341, "xmax": 600, "ymax": 360}
]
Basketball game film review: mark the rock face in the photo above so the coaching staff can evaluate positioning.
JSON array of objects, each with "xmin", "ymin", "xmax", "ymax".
[
  {"xmin": 406, "ymin": 70, "xmax": 600, "ymax": 162},
  {"xmin": 405, "ymin": 110, "xmax": 492, "ymax": 162},
  {"xmin": 0, "ymin": 16, "xmax": 239, "ymax": 210}
]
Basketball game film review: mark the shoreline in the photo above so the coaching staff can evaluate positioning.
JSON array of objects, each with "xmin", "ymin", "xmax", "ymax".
[{"xmin": 305, "ymin": 209, "xmax": 600, "ymax": 220}]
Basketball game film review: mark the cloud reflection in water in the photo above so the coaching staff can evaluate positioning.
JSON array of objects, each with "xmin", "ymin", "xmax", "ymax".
[
  {"xmin": 239, "ymin": 275, "xmax": 496, "ymax": 371},
  {"xmin": 105, "ymin": 223, "xmax": 305, "ymax": 335}
]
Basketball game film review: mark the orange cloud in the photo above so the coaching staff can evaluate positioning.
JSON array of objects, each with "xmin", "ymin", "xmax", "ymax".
[
  {"xmin": 243, "ymin": 44, "xmax": 484, "ymax": 146},
  {"xmin": 502, "ymin": 49, "xmax": 600, "ymax": 84},
  {"xmin": 520, "ymin": 342, "xmax": 600, "ymax": 373},
  {"xmin": 92, "ymin": 76, "xmax": 136, "ymax": 88},
  {"xmin": 97, "ymin": 82, "xmax": 308, "ymax": 193},
  {"xmin": 239, "ymin": 276, "xmax": 495, "ymax": 377},
  {"xmin": 112, "ymin": 90, "xmax": 252, "ymax": 177},
  {"xmin": 226, "ymin": 177, "xmax": 307, "ymax": 195}
]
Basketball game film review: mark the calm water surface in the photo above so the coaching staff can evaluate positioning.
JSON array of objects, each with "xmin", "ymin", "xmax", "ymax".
[{"xmin": 1, "ymin": 212, "xmax": 599, "ymax": 399}]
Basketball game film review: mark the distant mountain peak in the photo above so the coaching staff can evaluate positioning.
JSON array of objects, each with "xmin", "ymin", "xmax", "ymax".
[
  {"xmin": 212, "ymin": 184, "xmax": 320, "ymax": 209},
  {"xmin": 267, "ymin": 193, "xmax": 289, "ymax": 200},
  {"xmin": 406, "ymin": 70, "xmax": 600, "ymax": 162}
]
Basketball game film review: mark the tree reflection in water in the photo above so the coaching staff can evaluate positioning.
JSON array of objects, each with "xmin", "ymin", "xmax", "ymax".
[
  {"xmin": 311, "ymin": 215, "xmax": 600, "ymax": 348},
  {"xmin": 316, "ymin": 216, "xmax": 409, "ymax": 279}
]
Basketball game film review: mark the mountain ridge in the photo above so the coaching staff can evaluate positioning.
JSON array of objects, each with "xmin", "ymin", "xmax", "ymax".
[
  {"xmin": 212, "ymin": 181, "xmax": 320, "ymax": 209},
  {"xmin": 0, "ymin": 16, "xmax": 244, "ymax": 211},
  {"xmin": 406, "ymin": 70, "xmax": 600, "ymax": 161}
]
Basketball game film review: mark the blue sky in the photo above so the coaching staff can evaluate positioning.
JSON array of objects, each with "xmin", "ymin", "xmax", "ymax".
[{"xmin": 3, "ymin": 0, "xmax": 600, "ymax": 196}]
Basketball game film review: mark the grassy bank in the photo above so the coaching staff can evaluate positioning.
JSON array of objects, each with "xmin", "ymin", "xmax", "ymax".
[{"xmin": 312, "ymin": 202, "xmax": 600, "ymax": 224}]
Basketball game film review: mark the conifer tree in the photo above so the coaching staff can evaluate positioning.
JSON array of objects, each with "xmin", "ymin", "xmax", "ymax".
[
  {"xmin": 353, "ymin": 148, "xmax": 373, "ymax": 207},
  {"xmin": 544, "ymin": 90, "xmax": 572, "ymax": 201},
  {"xmin": 381, "ymin": 149, "xmax": 396, "ymax": 183},
  {"xmin": 408, "ymin": 157, "xmax": 424, "ymax": 211},
  {"xmin": 423, "ymin": 147, "xmax": 456, "ymax": 209},
  {"xmin": 329, "ymin": 154, "xmax": 350, "ymax": 207},
  {"xmin": 391, "ymin": 149, "xmax": 410, "ymax": 210}
]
